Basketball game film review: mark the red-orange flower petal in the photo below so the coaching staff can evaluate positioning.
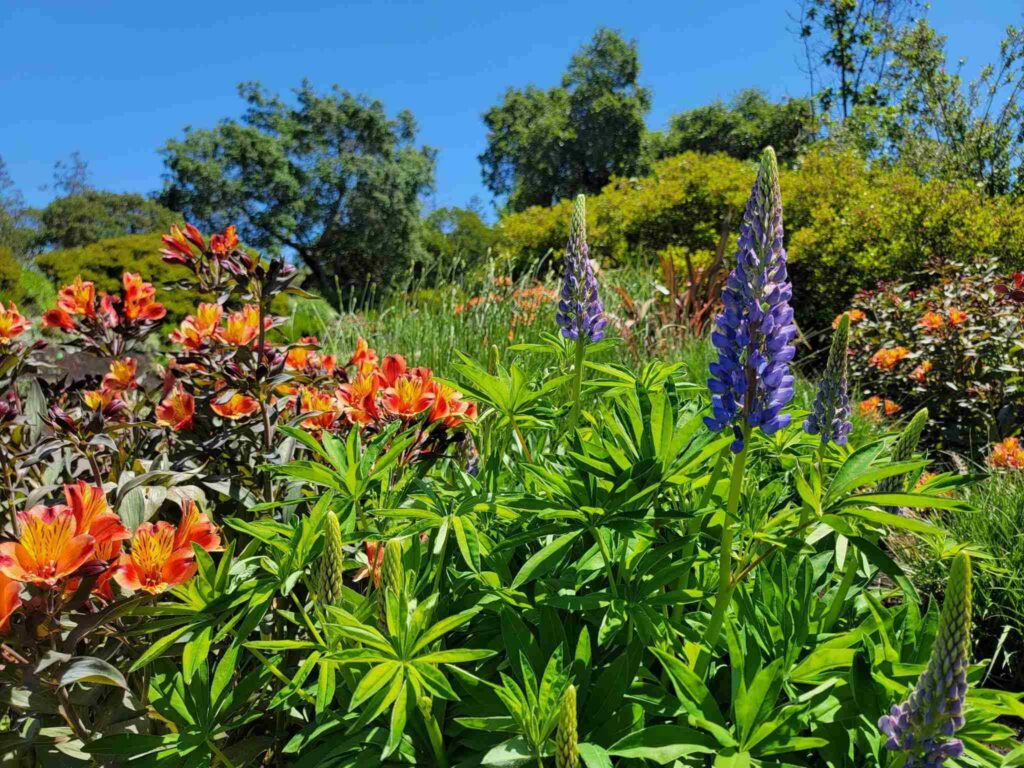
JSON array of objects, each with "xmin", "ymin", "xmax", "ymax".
[{"xmin": 0, "ymin": 506, "xmax": 94, "ymax": 586}]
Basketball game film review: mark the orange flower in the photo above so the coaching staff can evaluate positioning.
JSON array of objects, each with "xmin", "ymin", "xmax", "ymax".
[
  {"xmin": 156, "ymin": 384, "xmax": 195, "ymax": 431},
  {"xmin": 57, "ymin": 275, "xmax": 97, "ymax": 317},
  {"xmin": 64, "ymin": 481, "xmax": 128, "ymax": 550},
  {"xmin": 113, "ymin": 502, "xmax": 220, "ymax": 594},
  {"xmin": 42, "ymin": 308, "xmax": 75, "ymax": 331},
  {"xmin": 859, "ymin": 396, "xmax": 882, "ymax": 421},
  {"xmin": 948, "ymin": 308, "xmax": 968, "ymax": 326},
  {"xmin": 0, "ymin": 572, "xmax": 21, "ymax": 632},
  {"xmin": 160, "ymin": 223, "xmax": 205, "ymax": 264},
  {"xmin": 352, "ymin": 541, "xmax": 385, "ymax": 587},
  {"xmin": 382, "ymin": 373, "xmax": 433, "ymax": 419},
  {"xmin": 121, "ymin": 273, "xmax": 166, "ymax": 322},
  {"xmin": 0, "ymin": 506, "xmax": 94, "ymax": 587},
  {"xmin": 211, "ymin": 391, "xmax": 260, "ymax": 420},
  {"xmin": 0, "ymin": 302, "xmax": 30, "ymax": 344},
  {"xmin": 337, "ymin": 374, "xmax": 380, "ymax": 426},
  {"xmin": 83, "ymin": 388, "xmax": 119, "ymax": 411},
  {"xmin": 170, "ymin": 303, "xmax": 223, "ymax": 350},
  {"xmin": 348, "ymin": 337, "xmax": 378, "ymax": 374},
  {"xmin": 883, "ymin": 399, "xmax": 902, "ymax": 416},
  {"xmin": 910, "ymin": 360, "xmax": 933, "ymax": 383},
  {"xmin": 428, "ymin": 382, "xmax": 477, "ymax": 428},
  {"xmin": 210, "ymin": 224, "xmax": 239, "ymax": 255},
  {"xmin": 989, "ymin": 437, "xmax": 1024, "ymax": 469},
  {"xmin": 102, "ymin": 358, "xmax": 138, "ymax": 393},
  {"xmin": 917, "ymin": 311, "xmax": 944, "ymax": 331},
  {"xmin": 285, "ymin": 336, "xmax": 318, "ymax": 370},
  {"xmin": 217, "ymin": 304, "xmax": 264, "ymax": 346},
  {"xmin": 832, "ymin": 309, "xmax": 864, "ymax": 329},
  {"xmin": 379, "ymin": 354, "xmax": 407, "ymax": 387},
  {"xmin": 298, "ymin": 387, "xmax": 343, "ymax": 433},
  {"xmin": 869, "ymin": 346, "xmax": 910, "ymax": 371}
]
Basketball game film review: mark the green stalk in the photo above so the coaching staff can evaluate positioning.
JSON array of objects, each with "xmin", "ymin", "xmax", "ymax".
[
  {"xmin": 564, "ymin": 337, "xmax": 587, "ymax": 435},
  {"xmin": 422, "ymin": 707, "xmax": 449, "ymax": 768},
  {"xmin": 695, "ymin": 428, "xmax": 749, "ymax": 677},
  {"xmin": 590, "ymin": 524, "xmax": 619, "ymax": 599}
]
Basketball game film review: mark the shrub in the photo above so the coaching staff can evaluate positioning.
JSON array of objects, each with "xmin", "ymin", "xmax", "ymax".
[
  {"xmin": 36, "ymin": 190, "xmax": 177, "ymax": 250},
  {"xmin": 0, "ymin": 245, "xmax": 23, "ymax": 304}
]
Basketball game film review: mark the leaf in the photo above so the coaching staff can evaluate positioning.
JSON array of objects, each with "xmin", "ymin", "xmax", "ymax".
[
  {"xmin": 482, "ymin": 736, "xmax": 534, "ymax": 766},
  {"xmin": 511, "ymin": 530, "xmax": 582, "ymax": 589},
  {"xmin": 608, "ymin": 725, "xmax": 718, "ymax": 764},
  {"xmin": 578, "ymin": 743, "xmax": 614, "ymax": 768},
  {"xmin": 59, "ymin": 657, "xmax": 128, "ymax": 689}
]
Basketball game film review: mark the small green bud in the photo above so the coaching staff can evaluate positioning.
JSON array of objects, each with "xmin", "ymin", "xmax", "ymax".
[
  {"xmin": 555, "ymin": 684, "xmax": 578, "ymax": 768},
  {"xmin": 382, "ymin": 538, "xmax": 405, "ymax": 597},
  {"xmin": 879, "ymin": 407, "xmax": 929, "ymax": 494},
  {"xmin": 487, "ymin": 344, "xmax": 500, "ymax": 375},
  {"xmin": 316, "ymin": 511, "xmax": 344, "ymax": 608}
]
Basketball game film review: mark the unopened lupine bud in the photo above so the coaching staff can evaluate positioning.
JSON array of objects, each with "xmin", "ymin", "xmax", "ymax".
[
  {"xmin": 555, "ymin": 195, "xmax": 606, "ymax": 343},
  {"xmin": 878, "ymin": 553, "xmax": 972, "ymax": 767},
  {"xmin": 555, "ymin": 684, "xmax": 578, "ymax": 768},
  {"xmin": 705, "ymin": 147, "xmax": 797, "ymax": 452},
  {"xmin": 316, "ymin": 511, "xmax": 344, "ymax": 608},
  {"xmin": 382, "ymin": 538, "xmax": 405, "ymax": 597},
  {"xmin": 804, "ymin": 313, "xmax": 852, "ymax": 445},
  {"xmin": 879, "ymin": 407, "xmax": 929, "ymax": 494}
]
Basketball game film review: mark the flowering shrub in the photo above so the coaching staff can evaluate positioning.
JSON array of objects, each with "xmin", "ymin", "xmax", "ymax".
[
  {"xmin": 1, "ymin": 169, "xmax": 1021, "ymax": 766},
  {"xmin": 844, "ymin": 258, "xmax": 1024, "ymax": 452}
]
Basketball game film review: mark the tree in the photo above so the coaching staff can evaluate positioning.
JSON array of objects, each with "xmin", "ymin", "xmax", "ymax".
[
  {"xmin": 36, "ymin": 191, "xmax": 177, "ymax": 250},
  {"xmin": 420, "ymin": 204, "xmax": 497, "ymax": 278},
  {"xmin": 649, "ymin": 89, "xmax": 817, "ymax": 166},
  {"xmin": 0, "ymin": 156, "xmax": 34, "ymax": 259},
  {"xmin": 51, "ymin": 151, "xmax": 91, "ymax": 196},
  {"xmin": 480, "ymin": 28, "xmax": 651, "ymax": 211},
  {"xmin": 159, "ymin": 81, "xmax": 436, "ymax": 305}
]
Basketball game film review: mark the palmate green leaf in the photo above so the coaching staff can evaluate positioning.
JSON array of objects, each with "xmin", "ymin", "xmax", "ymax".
[
  {"xmin": 383, "ymin": 678, "xmax": 408, "ymax": 759},
  {"xmin": 410, "ymin": 607, "xmax": 481, "ymax": 655},
  {"xmin": 350, "ymin": 662, "xmax": 401, "ymax": 710},
  {"xmin": 510, "ymin": 530, "xmax": 582, "ymax": 589}
]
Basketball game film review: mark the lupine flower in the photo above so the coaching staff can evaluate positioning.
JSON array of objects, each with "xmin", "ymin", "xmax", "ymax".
[
  {"xmin": 555, "ymin": 194, "xmax": 606, "ymax": 343},
  {"xmin": 316, "ymin": 510, "xmax": 345, "ymax": 608},
  {"xmin": 918, "ymin": 312, "xmax": 944, "ymax": 331},
  {"xmin": 804, "ymin": 313, "xmax": 852, "ymax": 445},
  {"xmin": 879, "ymin": 408, "xmax": 929, "ymax": 494},
  {"xmin": 121, "ymin": 273, "xmax": 166, "ymax": 322},
  {"xmin": 113, "ymin": 501, "xmax": 220, "ymax": 594},
  {"xmin": 382, "ymin": 538, "xmax": 405, "ymax": 597},
  {"xmin": 555, "ymin": 684, "xmax": 579, "ymax": 768},
  {"xmin": 0, "ymin": 572, "xmax": 21, "ymax": 633},
  {"xmin": 0, "ymin": 302, "xmax": 30, "ymax": 344},
  {"xmin": 705, "ymin": 147, "xmax": 796, "ymax": 452},
  {"xmin": 156, "ymin": 384, "xmax": 195, "ymax": 431},
  {"xmin": 989, "ymin": 436, "xmax": 1024, "ymax": 469},
  {"xmin": 353, "ymin": 541, "xmax": 385, "ymax": 588},
  {"xmin": 870, "ymin": 346, "xmax": 910, "ymax": 371},
  {"xmin": 211, "ymin": 390, "xmax": 260, "ymax": 420},
  {"xmin": 102, "ymin": 358, "xmax": 138, "ymax": 393},
  {"xmin": 947, "ymin": 308, "xmax": 967, "ymax": 326},
  {"xmin": 348, "ymin": 337, "xmax": 379, "ymax": 374},
  {"xmin": 0, "ymin": 506, "xmax": 95, "ymax": 587},
  {"xmin": 878, "ymin": 553, "xmax": 972, "ymax": 767}
]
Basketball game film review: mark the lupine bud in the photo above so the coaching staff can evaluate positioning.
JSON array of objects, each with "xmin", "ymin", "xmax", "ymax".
[
  {"xmin": 705, "ymin": 147, "xmax": 797, "ymax": 452},
  {"xmin": 878, "ymin": 553, "xmax": 972, "ymax": 767},
  {"xmin": 555, "ymin": 684, "xmax": 578, "ymax": 768},
  {"xmin": 316, "ymin": 511, "xmax": 344, "ymax": 608},
  {"xmin": 879, "ymin": 407, "xmax": 929, "ymax": 494},
  {"xmin": 555, "ymin": 195, "xmax": 606, "ymax": 343},
  {"xmin": 804, "ymin": 313, "xmax": 852, "ymax": 445},
  {"xmin": 382, "ymin": 538, "xmax": 405, "ymax": 597}
]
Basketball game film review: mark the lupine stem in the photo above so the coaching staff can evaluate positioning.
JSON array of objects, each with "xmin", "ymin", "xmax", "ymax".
[
  {"xmin": 422, "ymin": 708, "xmax": 449, "ymax": 768},
  {"xmin": 564, "ymin": 337, "xmax": 587, "ymax": 435},
  {"xmin": 695, "ymin": 427, "xmax": 748, "ymax": 677}
]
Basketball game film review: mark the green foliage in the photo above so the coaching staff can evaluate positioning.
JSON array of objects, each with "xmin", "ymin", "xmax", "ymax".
[
  {"xmin": 480, "ymin": 28, "xmax": 651, "ymax": 211},
  {"xmin": 36, "ymin": 190, "xmax": 177, "ymax": 250},
  {"xmin": 0, "ymin": 245, "xmax": 23, "ymax": 304},
  {"xmin": 420, "ymin": 205, "xmax": 498, "ymax": 279},
  {"xmin": 648, "ymin": 89, "xmax": 817, "ymax": 166},
  {"xmin": 159, "ymin": 80, "xmax": 436, "ymax": 306}
]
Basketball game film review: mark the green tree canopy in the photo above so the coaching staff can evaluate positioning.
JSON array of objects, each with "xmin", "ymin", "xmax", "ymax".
[
  {"xmin": 648, "ymin": 89, "xmax": 817, "ymax": 166},
  {"xmin": 480, "ymin": 28, "xmax": 651, "ymax": 211},
  {"xmin": 36, "ymin": 191, "xmax": 177, "ymax": 251},
  {"xmin": 159, "ymin": 80, "xmax": 436, "ymax": 305},
  {"xmin": 420, "ymin": 205, "xmax": 497, "ymax": 278}
]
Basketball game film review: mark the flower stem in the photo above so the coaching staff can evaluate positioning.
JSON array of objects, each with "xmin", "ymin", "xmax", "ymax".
[
  {"xmin": 422, "ymin": 708, "xmax": 449, "ymax": 768},
  {"xmin": 564, "ymin": 338, "xmax": 587, "ymax": 435},
  {"xmin": 695, "ymin": 429, "xmax": 748, "ymax": 677}
]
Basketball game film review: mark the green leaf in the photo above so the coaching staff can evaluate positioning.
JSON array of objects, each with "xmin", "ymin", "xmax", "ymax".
[
  {"xmin": 482, "ymin": 736, "xmax": 533, "ymax": 766},
  {"xmin": 578, "ymin": 743, "xmax": 614, "ymax": 768},
  {"xmin": 511, "ymin": 530, "xmax": 582, "ymax": 589},
  {"xmin": 609, "ymin": 725, "xmax": 718, "ymax": 764},
  {"xmin": 60, "ymin": 657, "xmax": 128, "ymax": 689}
]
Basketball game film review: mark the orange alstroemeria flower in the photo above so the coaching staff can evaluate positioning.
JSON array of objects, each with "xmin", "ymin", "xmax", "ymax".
[
  {"xmin": 64, "ymin": 481, "xmax": 129, "ymax": 550},
  {"xmin": 83, "ymin": 388, "xmax": 120, "ymax": 411},
  {"xmin": 869, "ymin": 346, "xmax": 910, "ymax": 371},
  {"xmin": 338, "ymin": 373, "xmax": 381, "ymax": 426},
  {"xmin": 217, "ymin": 305, "xmax": 265, "ymax": 346},
  {"xmin": 948, "ymin": 308, "xmax": 968, "ymax": 326},
  {"xmin": 42, "ymin": 308, "xmax": 76, "ymax": 331},
  {"xmin": 858, "ymin": 396, "xmax": 883, "ymax": 422},
  {"xmin": 348, "ymin": 337, "xmax": 379, "ymax": 375},
  {"xmin": 379, "ymin": 354, "xmax": 407, "ymax": 387},
  {"xmin": 113, "ymin": 502, "xmax": 221, "ymax": 594},
  {"xmin": 121, "ymin": 273, "xmax": 166, "ymax": 322},
  {"xmin": 299, "ymin": 387, "xmax": 343, "ymax": 433},
  {"xmin": 883, "ymin": 399, "xmax": 902, "ymax": 416},
  {"xmin": 0, "ymin": 572, "xmax": 21, "ymax": 632},
  {"xmin": 0, "ymin": 506, "xmax": 94, "ymax": 587},
  {"xmin": 382, "ymin": 373, "xmax": 434, "ymax": 419},
  {"xmin": 918, "ymin": 311, "xmax": 944, "ymax": 331},
  {"xmin": 161, "ymin": 223, "xmax": 205, "ymax": 264},
  {"xmin": 211, "ymin": 391, "xmax": 260, "ymax": 420},
  {"xmin": 170, "ymin": 303, "xmax": 224, "ymax": 350},
  {"xmin": 910, "ymin": 360, "xmax": 933, "ymax": 383},
  {"xmin": 102, "ymin": 358, "xmax": 138, "ymax": 393},
  {"xmin": 428, "ymin": 382, "xmax": 477, "ymax": 428},
  {"xmin": 285, "ymin": 336, "xmax": 321, "ymax": 371},
  {"xmin": 0, "ymin": 302, "xmax": 30, "ymax": 344},
  {"xmin": 58, "ymin": 276, "xmax": 97, "ymax": 317},
  {"xmin": 352, "ymin": 541, "xmax": 385, "ymax": 587},
  {"xmin": 156, "ymin": 384, "xmax": 195, "ymax": 431},
  {"xmin": 210, "ymin": 224, "xmax": 239, "ymax": 255}
]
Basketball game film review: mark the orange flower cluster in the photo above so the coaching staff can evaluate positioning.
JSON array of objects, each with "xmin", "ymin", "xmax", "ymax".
[
  {"xmin": 285, "ymin": 336, "xmax": 337, "ymax": 376},
  {"xmin": 918, "ymin": 311, "xmax": 944, "ymax": 331},
  {"xmin": 833, "ymin": 309, "xmax": 865, "ymax": 329},
  {"xmin": 869, "ymin": 346, "xmax": 910, "ymax": 371},
  {"xmin": 170, "ymin": 303, "xmax": 271, "ymax": 350},
  {"xmin": 948, "ymin": 307, "xmax": 968, "ymax": 326},
  {"xmin": 454, "ymin": 282, "xmax": 558, "ymax": 341},
  {"xmin": 0, "ymin": 302, "xmax": 30, "ymax": 344},
  {"xmin": 82, "ymin": 357, "xmax": 139, "ymax": 415},
  {"xmin": 909, "ymin": 360, "xmax": 933, "ymax": 383},
  {"xmin": 858, "ymin": 396, "xmax": 902, "ymax": 421},
  {"xmin": 156, "ymin": 384, "xmax": 195, "ymax": 431},
  {"xmin": 43, "ymin": 273, "xmax": 166, "ymax": 333},
  {"xmin": 988, "ymin": 437, "xmax": 1024, "ymax": 469}
]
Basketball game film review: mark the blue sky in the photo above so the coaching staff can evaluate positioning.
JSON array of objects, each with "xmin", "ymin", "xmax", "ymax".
[{"xmin": 1, "ymin": 1, "xmax": 1020, "ymax": 214}]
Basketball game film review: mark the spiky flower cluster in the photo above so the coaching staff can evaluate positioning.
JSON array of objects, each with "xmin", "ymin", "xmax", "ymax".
[
  {"xmin": 316, "ymin": 511, "xmax": 344, "ymax": 608},
  {"xmin": 804, "ymin": 313, "xmax": 852, "ymax": 445},
  {"xmin": 556, "ymin": 195, "xmax": 606, "ymax": 343},
  {"xmin": 878, "ymin": 553, "xmax": 972, "ymax": 767},
  {"xmin": 879, "ymin": 407, "xmax": 929, "ymax": 495},
  {"xmin": 705, "ymin": 147, "xmax": 797, "ymax": 452},
  {"xmin": 555, "ymin": 684, "xmax": 578, "ymax": 768}
]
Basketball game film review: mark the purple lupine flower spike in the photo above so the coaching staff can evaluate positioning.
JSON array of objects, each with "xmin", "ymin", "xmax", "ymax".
[
  {"xmin": 556, "ymin": 195, "xmax": 606, "ymax": 343},
  {"xmin": 705, "ymin": 147, "xmax": 797, "ymax": 452},
  {"xmin": 878, "ymin": 553, "xmax": 972, "ymax": 767},
  {"xmin": 804, "ymin": 312, "xmax": 853, "ymax": 445}
]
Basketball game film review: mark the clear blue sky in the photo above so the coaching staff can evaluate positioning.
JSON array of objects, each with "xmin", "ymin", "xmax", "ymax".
[{"xmin": 1, "ymin": 1, "xmax": 1019, "ymax": 214}]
